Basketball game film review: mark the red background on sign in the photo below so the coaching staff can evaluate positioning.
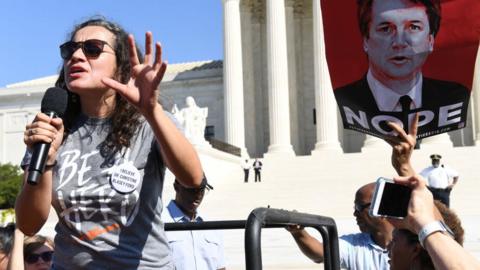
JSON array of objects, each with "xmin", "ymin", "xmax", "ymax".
[{"xmin": 321, "ymin": 0, "xmax": 480, "ymax": 90}]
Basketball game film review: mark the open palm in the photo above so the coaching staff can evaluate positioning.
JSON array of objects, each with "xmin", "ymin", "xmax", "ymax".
[{"xmin": 103, "ymin": 32, "xmax": 167, "ymax": 116}]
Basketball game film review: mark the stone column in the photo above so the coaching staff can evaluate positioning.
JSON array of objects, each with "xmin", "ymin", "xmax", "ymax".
[
  {"xmin": 311, "ymin": 0, "xmax": 342, "ymax": 154},
  {"xmin": 222, "ymin": 0, "xmax": 248, "ymax": 156},
  {"xmin": 420, "ymin": 133, "xmax": 453, "ymax": 149},
  {"xmin": 285, "ymin": 0, "xmax": 300, "ymax": 154},
  {"xmin": 265, "ymin": 0, "xmax": 294, "ymax": 155},
  {"xmin": 473, "ymin": 44, "xmax": 480, "ymax": 145},
  {"xmin": 241, "ymin": 2, "xmax": 256, "ymax": 156},
  {"xmin": 361, "ymin": 135, "xmax": 389, "ymax": 152}
]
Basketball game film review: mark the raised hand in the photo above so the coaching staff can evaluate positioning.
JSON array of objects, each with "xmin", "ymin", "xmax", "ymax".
[
  {"xmin": 285, "ymin": 224, "xmax": 305, "ymax": 234},
  {"xmin": 384, "ymin": 113, "xmax": 419, "ymax": 176},
  {"xmin": 102, "ymin": 32, "xmax": 167, "ymax": 117},
  {"xmin": 388, "ymin": 175, "xmax": 442, "ymax": 234}
]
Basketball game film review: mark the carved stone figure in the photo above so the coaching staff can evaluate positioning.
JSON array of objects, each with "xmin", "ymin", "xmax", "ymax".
[{"xmin": 172, "ymin": 96, "xmax": 209, "ymax": 145}]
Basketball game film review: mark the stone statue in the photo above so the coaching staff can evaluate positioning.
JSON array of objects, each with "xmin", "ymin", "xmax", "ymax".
[{"xmin": 172, "ymin": 96, "xmax": 209, "ymax": 145}]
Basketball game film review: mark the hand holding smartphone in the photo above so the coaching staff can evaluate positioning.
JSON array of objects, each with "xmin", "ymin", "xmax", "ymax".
[{"xmin": 369, "ymin": 177, "xmax": 412, "ymax": 219}]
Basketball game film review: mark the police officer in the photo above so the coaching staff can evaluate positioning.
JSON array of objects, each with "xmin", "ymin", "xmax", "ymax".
[{"xmin": 420, "ymin": 154, "xmax": 459, "ymax": 207}]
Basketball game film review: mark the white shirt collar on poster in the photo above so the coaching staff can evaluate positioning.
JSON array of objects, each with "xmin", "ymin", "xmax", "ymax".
[{"xmin": 367, "ymin": 69, "xmax": 423, "ymax": 112}]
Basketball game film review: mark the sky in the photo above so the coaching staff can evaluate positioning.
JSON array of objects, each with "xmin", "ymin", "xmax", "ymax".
[{"xmin": 0, "ymin": 0, "xmax": 223, "ymax": 87}]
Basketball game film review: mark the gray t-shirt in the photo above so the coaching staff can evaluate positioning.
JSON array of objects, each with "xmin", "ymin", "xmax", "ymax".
[{"xmin": 23, "ymin": 114, "xmax": 174, "ymax": 269}]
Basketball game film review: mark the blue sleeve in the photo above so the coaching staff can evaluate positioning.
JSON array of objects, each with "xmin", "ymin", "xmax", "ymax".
[
  {"xmin": 338, "ymin": 235, "xmax": 350, "ymax": 268},
  {"xmin": 216, "ymin": 232, "xmax": 226, "ymax": 269}
]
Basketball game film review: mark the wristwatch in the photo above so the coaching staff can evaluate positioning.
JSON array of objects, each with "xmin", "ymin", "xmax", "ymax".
[{"xmin": 418, "ymin": 220, "xmax": 454, "ymax": 248}]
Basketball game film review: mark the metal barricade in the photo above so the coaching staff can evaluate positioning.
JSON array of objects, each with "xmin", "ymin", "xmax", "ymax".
[
  {"xmin": 164, "ymin": 207, "xmax": 340, "ymax": 270},
  {"xmin": 245, "ymin": 207, "xmax": 339, "ymax": 270}
]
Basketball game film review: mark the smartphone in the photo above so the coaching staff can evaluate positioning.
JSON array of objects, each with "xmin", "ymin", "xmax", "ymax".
[{"xmin": 369, "ymin": 177, "xmax": 412, "ymax": 219}]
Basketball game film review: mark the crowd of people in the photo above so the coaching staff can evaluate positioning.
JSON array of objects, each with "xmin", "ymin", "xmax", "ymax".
[
  {"xmin": 286, "ymin": 115, "xmax": 477, "ymax": 269},
  {"xmin": 5, "ymin": 0, "xmax": 479, "ymax": 268}
]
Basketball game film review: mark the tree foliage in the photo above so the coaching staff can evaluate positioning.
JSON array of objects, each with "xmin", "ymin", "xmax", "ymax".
[{"xmin": 0, "ymin": 163, "xmax": 23, "ymax": 209}]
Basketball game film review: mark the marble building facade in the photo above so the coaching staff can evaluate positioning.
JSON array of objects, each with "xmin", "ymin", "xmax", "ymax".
[{"xmin": 1, "ymin": 0, "xmax": 479, "ymax": 165}]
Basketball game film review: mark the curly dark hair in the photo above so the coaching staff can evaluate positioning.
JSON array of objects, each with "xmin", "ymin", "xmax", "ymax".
[
  {"xmin": 55, "ymin": 17, "xmax": 144, "ymax": 156},
  {"xmin": 357, "ymin": 0, "xmax": 442, "ymax": 39}
]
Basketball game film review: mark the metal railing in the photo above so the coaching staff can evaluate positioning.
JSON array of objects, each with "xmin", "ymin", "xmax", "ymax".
[{"xmin": 164, "ymin": 207, "xmax": 340, "ymax": 270}]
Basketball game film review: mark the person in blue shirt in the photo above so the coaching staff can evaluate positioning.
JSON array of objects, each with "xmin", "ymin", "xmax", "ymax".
[
  {"xmin": 287, "ymin": 183, "xmax": 393, "ymax": 270},
  {"xmin": 162, "ymin": 179, "xmax": 226, "ymax": 270}
]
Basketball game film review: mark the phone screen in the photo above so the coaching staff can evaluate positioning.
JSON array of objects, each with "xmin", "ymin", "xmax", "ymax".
[{"xmin": 377, "ymin": 181, "xmax": 411, "ymax": 218}]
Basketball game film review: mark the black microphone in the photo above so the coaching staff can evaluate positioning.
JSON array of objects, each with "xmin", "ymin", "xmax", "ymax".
[{"xmin": 27, "ymin": 87, "xmax": 69, "ymax": 185}]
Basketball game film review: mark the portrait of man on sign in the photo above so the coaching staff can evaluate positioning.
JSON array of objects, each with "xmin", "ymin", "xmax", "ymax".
[{"xmin": 330, "ymin": 0, "xmax": 476, "ymax": 138}]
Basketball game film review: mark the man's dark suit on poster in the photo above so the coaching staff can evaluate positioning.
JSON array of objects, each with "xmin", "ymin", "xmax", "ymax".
[
  {"xmin": 334, "ymin": 76, "xmax": 470, "ymax": 136},
  {"xmin": 334, "ymin": 76, "xmax": 469, "ymax": 113}
]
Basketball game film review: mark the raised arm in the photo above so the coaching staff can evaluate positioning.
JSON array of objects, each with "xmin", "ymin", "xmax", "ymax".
[
  {"xmin": 423, "ymin": 231, "xmax": 480, "ymax": 270},
  {"xmin": 286, "ymin": 225, "xmax": 325, "ymax": 263},
  {"xmin": 7, "ymin": 228, "xmax": 25, "ymax": 270},
  {"xmin": 102, "ymin": 32, "xmax": 203, "ymax": 188},
  {"xmin": 391, "ymin": 175, "xmax": 480, "ymax": 270},
  {"xmin": 15, "ymin": 113, "xmax": 63, "ymax": 235},
  {"xmin": 384, "ymin": 114, "xmax": 418, "ymax": 176}
]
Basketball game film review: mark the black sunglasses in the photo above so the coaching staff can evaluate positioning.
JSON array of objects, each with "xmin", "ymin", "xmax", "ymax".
[
  {"xmin": 174, "ymin": 178, "xmax": 213, "ymax": 194},
  {"xmin": 25, "ymin": 251, "xmax": 53, "ymax": 264},
  {"xmin": 181, "ymin": 185, "xmax": 208, "ymax": 194},
  {"xmin": 354, "ymin": 202, "xmax": 371, "ymax": 212},
  {"xmin": 60, "ymin": 39, "xmax": 113, "ymax": 60}
]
